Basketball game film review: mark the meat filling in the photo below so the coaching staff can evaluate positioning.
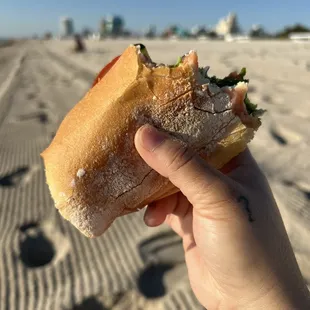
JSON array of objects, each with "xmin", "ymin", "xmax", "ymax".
[{"xmin": 134, "ymin": 44, "xmax": 264, "ymax": 128}]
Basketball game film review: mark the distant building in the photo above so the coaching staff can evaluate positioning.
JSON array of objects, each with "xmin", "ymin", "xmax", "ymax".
[
  {"xmin": 191, "ymin": 25, "xmax": 209, "ymax": 37},
  {"xmin": 81, "ymin": 27, "xmax": 92, "ymax": 38},
  {"xmin": 60, "ymin": 17, "xmax": 74, "ymax": 38},
  {"xmin": 144, "ymin": 25, "xmax": 157, "ymax": 38},
  {"xmin": 99, "ymin": 18, "xmax": 107, "ymax": 37},
  {"xmin": 162, "ymin": 25, "xmax": 190, "ymax": 39},
  {"xmin": 225, "ymin": 34, "xmax": 250, "ymax": 42},
  {"xmin": 289, "ymin": 32, "xmax": 310, "ymax": 41},
  {"xmin": 112, "ymin": 16, "xmax": 124, "ymax": 36},
  {"xmin": 99, "ymin": 15, "xmax": 124, "ymax": 38},
  {"xmin": 215, "ymin": 13, "xmax": 241, "ymax": 37},
  {"xmin": 249, "ymin": 24, "xmax": 269, "ymax": 38}
]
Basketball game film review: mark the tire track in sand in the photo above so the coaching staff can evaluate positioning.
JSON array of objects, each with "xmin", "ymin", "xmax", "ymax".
[{"xmin": 0, "ymin": 50, "xmax": 26, "ymax": 128}]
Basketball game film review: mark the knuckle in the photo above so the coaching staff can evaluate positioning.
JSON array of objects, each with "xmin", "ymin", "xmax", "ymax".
[
  {"xmin": 195, "ymin": 178, "xmax": 236, "ymax": 206},
  {"xmin": 195, "ymin": 183, "xmax": 246, "ymax": 222},
  {"xmin": 194, "ymin": 177, "xmax": 226, "ymax": 199},
  {"xmin": 165, "ymin": 214, "xmax": 174, "ymax": 226},
  {"xmin": 205, "ymin": 177, "xmax": 229, "ymax": 196},
  {"xmin": 197, "ymin": 199, "xmax": 236, "ymax": 222},
  {"xmin": 166, "ymin": 143, "xmax": 195, "ymax": 174}
]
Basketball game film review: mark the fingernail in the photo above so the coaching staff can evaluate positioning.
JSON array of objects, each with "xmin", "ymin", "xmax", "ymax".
[
  {"xmin": 144, "ymin": 213, "xmax": 158, "ymax": 227},
  {"xmin": 144, "ymin": 212, "xmax": 153, "ymax": 225},
  {"xmin": 139, "ymin": 124, "xmax": 167, "ymax": 152}
]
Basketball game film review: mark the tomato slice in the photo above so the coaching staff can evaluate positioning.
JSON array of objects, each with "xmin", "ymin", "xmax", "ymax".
[{"xmin": 92, "ymin": 55, "xmax": 121, "ymax": 88}]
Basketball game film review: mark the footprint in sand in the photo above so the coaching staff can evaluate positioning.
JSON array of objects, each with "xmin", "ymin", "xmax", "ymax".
[
  {"xmin": 138, "ymin": 231, "xmax": 184, "ymax": 265},
  {"xmin": 279, "ymin": 181, "xmax": 310, "ymax": 221},
  {"xmin": 270, "ymin": 127, "xmax": 287, "ymax": 145},
  {"xmin": 138, "ymin": 264, "xmax": 175, "ymax": 298},
  {"xmin": 0, "ymin": 165, "xmax": 39, "ymax": 187},
  {"xmin": 261, "ymin": 94, "xmax": 273, "ymax": 104},
  {"xmin": 19, "ymin": 222, "xmax": 55, "ymax": 268},
  {"xmin": 37, "ymin": 101, "xmax": 56, "ymax": 113},
  {"xmin": 26, "ymin": 93, "xmax": 36, "ymax": 100},
  {"xmin": 18, "ymin": 111, "xmax": 49, "ymax": 124},
  {"xmin": 70, "ymin": 297, "xmax": 105, "ymax": 310},
  {"xmin": 70, "ymin": 290, "xmax": 162, "ymax": 310},
  {"xmin": 19, "ymin": 220, "xmax": 70, "ymax": 268},
  {"xmin": 0, "ymin": 167, "xmax": 29, "ymax": 187},
  {"xmin": 269, "ymin": 124, "xmax": 303, "ymax": 146},
  {"xmin": 304, "ymin": 191, "xmax": 310, "ymax": 200},
  {"xmin": 137, "ymin": 231, "xmax": 186, "ymax": 299},
  {"xmin": 61, "ymin": 78, "xmax": 72, "ymax": 87},
  {"xmin": 0, "ymin": 166, "xmax": 28, "ymax": 187},
  {"xmin": 247, "ymin": 85, "xmax": 257, "ymax": 93},
  {"xmin": 283, "ymin": 180, "xmax": 310, "ymax": 201},
  {"xmin": 292, "ymin": 59, "xmax": 299, "ymax": 66},
  {"xmin": 37, "ymin": 101, "xmax": 47, "ymax": 109},
  {"xmin": 69, "ymin": 293, "xmax": 124, "ymax": 310},
  {"xmin": 289, "ymin": 181, "xmax": 310, "ymax": 201}
]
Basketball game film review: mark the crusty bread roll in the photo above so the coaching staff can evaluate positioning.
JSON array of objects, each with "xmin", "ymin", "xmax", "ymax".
[{"xmin": 41, "ymin": 44, "xmax": 262, "ymax": 237}]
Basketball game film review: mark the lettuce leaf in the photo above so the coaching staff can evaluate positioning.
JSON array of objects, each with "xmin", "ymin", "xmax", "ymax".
[
  {"xmin": 201, "ymin": 67, "xmax": 258, "ymax": 115},
  {"xmin": 208, "ymin": 67, "xmax": 249, "ymax": 88},
  {"xmin": 169, "ymin": 56, "xmax": 182, "ymax": 68},
  {"xmin": 244, "ymin": 94, "xmax": 257, "ymax": 115}
]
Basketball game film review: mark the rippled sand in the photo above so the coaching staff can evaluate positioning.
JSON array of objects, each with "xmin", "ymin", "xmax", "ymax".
[{"xmin": 0, "ymin": 39, "xmax": 309, "ymax": 309}]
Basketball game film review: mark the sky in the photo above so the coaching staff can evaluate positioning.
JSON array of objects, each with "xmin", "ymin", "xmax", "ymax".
[{"xmin": 1, "ymin": 0, "xmax": 310, "ymax": 37}]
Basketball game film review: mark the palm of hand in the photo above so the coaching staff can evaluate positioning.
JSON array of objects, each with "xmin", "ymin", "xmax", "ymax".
[{"xmin": 144, "ymin": 154, "xmax": 277, "ymax": 308}]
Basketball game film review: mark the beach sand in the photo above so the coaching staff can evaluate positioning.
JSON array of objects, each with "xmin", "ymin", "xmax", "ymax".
[{"xmin": 0, "ymin": 39, "xmax": 309, "ymax": 309}]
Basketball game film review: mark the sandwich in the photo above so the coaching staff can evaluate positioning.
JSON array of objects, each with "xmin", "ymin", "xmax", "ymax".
[{"xmin": 41, "ymin": 43, "xmax": 264, "ymax": 237}]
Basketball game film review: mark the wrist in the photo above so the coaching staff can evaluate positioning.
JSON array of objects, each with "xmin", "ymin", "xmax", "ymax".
[{"xmin": 242, "ymin": 283, "xmax": 310, "ymax": 310}]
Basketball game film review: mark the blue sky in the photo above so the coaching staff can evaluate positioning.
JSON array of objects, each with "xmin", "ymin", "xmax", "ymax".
[{"xmin": 1, "ymin": 0, "xmax": 310, "ymax": 37}]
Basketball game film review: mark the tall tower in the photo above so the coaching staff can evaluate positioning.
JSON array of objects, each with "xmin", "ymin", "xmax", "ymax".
[
  {"xmin": 111, "ymin": 16, "xmax": 124, "ymax": 36},
  {"xmin": 215, "ymin": 12, "xmax": 241, "ymax": 37},
  {"xmin": 60, "ymin": 17, "xmax": 74, "ymax": 38},
  {"xmin": 100, "ymin": 15, "xmax": 124, "ymax": 37},
  {"xmin": 99, "ymin": 18, "xmax": 107, "ymax": 37}
]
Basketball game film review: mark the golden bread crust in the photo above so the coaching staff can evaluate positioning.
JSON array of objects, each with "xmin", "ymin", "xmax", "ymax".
[{"xmin": 41, "ymin": 46, "xmax": 261, "ymax": 237}]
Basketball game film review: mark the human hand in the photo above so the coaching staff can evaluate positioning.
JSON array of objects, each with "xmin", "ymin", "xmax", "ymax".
[{"xmin": 135, "ymin": 124, "xmax": 310, "ymax": 310}]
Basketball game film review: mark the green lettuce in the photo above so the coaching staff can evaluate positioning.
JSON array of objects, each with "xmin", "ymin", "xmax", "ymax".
[
  {"xmin": 169, "ymin": 56, "xmax": 183, "ymax": 68},
  {"xmin": 244, "ymin": 94, "xmax": 257, "ymax": 115},
  {"xmin": 200, "ymin": 67, "xmax": 258, "ymax": 115},
  {"xmin": 208, "ymin": 67, "xmax": 249, "ymax": 88}
]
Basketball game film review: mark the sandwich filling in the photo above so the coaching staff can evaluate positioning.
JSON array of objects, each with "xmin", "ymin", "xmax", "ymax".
[{"xmin": 134, "ymin": 43, "xmax": 264, "ymax": 126}]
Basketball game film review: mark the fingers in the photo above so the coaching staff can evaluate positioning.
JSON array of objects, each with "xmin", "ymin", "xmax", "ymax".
[
  {"xmin": 144, "ymin": 194, "xmax": 179, "ymax": 227},
  {"xmin": 144, "ymin": 193, "xmax": 194, "ymax": 241},
  {"xmin": 165, "ymin": 211, "xmax": 194, "ymax": 243},
  {"xmin": 144, "ymin": 193, "xmax": 190, "ymax": 227},
  {"xmin": 135, "ymin": 124, "xmax": 233, "ymax": 207}
]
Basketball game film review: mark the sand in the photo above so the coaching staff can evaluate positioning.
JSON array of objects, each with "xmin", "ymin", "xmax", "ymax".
[{"xmin": 0, "ymin": 39, "xmax": 309, "ymax": 309}]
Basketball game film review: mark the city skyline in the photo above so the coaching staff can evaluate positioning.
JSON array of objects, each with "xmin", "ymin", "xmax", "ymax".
[{"xmin": 1, "ymin": 0, "xmax": 310, "ymax": 37}]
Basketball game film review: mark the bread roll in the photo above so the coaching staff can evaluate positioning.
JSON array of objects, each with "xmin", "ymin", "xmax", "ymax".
[{"xmin": 41, "ymin": 45, "xmax": 262, "ymax": 237}]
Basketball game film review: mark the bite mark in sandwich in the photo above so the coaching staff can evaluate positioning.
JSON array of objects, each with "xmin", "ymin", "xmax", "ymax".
[{"xmin": 41, "ymin": 44, "xmax": 265, "ymax": 238}]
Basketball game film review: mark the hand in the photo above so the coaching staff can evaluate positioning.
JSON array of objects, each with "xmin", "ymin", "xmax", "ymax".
[{"xmin": 135, "ymin": 124, "xmax": 310, "ymax": 310}]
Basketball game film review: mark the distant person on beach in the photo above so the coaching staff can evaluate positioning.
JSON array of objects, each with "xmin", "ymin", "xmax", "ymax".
[
  {"xmin": 135, "ymin": 124, "xmax": 310, "ymax": 310},
  {"xmin": 72, "ymin": 34, "xmax": 86, "ymax": 53}
]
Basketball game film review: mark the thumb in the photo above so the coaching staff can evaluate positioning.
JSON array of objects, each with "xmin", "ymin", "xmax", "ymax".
[{"xmin": 135, "ymin": 124, "xmax": 235, "ymax": 207}]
